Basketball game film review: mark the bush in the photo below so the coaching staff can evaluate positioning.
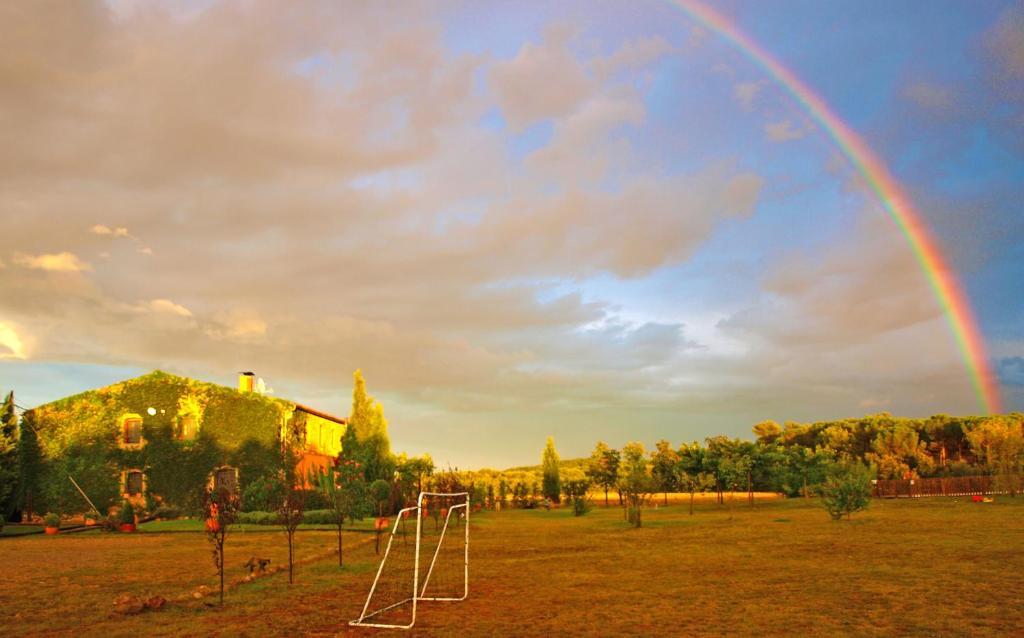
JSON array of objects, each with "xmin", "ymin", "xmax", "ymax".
[
  {"xmin": 302, "ymin": 509, "xmax": 340, "ymax": 525},
  {"xmin": 821, "ymin": 462, "xmax": 873, "ymax": 520},
  {"xmin": 562, "ymin": 479, "xmax": 593, "ymax": 517},
  {"xmin": 235, "ymin": 509, "xmax": 342, "ymax": 525},
  {"xmin": 44, "ymin": 512, "xmax": 60, "ymax": 528},
  {"xmin": 154, "ymin": 505, "xmax": 182, "ymax": 520},
  {"xmin": 240, "ymin": 475, "xmax": 284, "ymax": 513},
  {"xmin": 119, "ymin": 501, "xmax": 136, "ymax": 525},
  {"xmin": 236, "ymin": 510, "xmax": 277, "ymax": 525}
]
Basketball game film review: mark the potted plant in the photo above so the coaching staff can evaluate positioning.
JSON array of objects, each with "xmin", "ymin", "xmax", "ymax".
[
  {"xmin": 44, "ymin": 512, "xmax": 60, "ymax": 535},
  {"xmin": 118, "ymin": 501, "xmax": 137, "ymax": 533}
]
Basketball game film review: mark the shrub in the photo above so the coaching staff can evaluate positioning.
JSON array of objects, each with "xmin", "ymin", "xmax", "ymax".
[
  {"xmin": 236, "ymin": 510, "xmax": 277, "ymax": 525},
  {"xmin": 302, "ymin": 509, "xmax": 338, "ymax": 525},
  {"xmin": 240, "ymin": 475, "xmax": 284, "ymax": 513},
  {"xmin": 119, "ymin": 501, "xmax": 136, "ymax": 525},
  {"xmin": 154, "ymin": 505, "xmax": 182, "ymax": 520},
  {"xmin": 44, "ymin": 512, "xmax": 60, "ymax": 528},
  {"xmin": 821, "ymin": 462, "xmax": 873, "ymax": 520},
  {"xmin": 562, "ymin": 479, "xmax": 593, "ymax": 517}
]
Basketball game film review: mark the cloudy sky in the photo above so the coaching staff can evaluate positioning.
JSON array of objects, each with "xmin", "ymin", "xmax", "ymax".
[{"xmin": 1, "ymin": 1, "xmax": 1022, "ymax": 468}]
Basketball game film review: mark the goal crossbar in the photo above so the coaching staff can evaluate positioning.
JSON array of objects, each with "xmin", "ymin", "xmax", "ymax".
[{"xmin": 349, "ymin": 491, "xmax": 469, "ymax": 630}]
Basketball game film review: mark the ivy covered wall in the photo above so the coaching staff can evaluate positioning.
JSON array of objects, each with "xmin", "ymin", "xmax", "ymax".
[{"xmin": 27, "ymin": 370, "xmax": 319, "ymax": 515}]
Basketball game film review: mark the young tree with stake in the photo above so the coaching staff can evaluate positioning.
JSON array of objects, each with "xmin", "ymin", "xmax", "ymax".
[{"xmin": 318, "ymin": 424, "xmax": 369, "ymax": 567}]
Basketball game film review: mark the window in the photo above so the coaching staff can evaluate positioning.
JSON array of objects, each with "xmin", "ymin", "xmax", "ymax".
[
  {"xmin": 178, "ymin": 415, "xmax": 197, "ymax": 441},
  {"xmin": 123, "ymin": 418, "xmax": 143, "ymax": 445},
  {"xmin": 214, "ymin": 467, "xmax": 237, "ymax": 494},
  {"xmin": 125, "ymin": 470, "xmax": 144, "ymax": 496}
]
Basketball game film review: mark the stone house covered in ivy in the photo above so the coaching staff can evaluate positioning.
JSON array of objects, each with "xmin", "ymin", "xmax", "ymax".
[{"xmin": 25, "ymin": 370, "xmax": 346, "ymax": 515}]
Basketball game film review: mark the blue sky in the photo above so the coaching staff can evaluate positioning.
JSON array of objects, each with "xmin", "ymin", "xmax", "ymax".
[{"xmin": 0, "ymin": 0, "xmax": 1021, "ymax": 467}]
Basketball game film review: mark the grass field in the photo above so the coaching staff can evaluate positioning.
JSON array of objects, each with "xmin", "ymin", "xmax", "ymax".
[{"xmin": 2, "ymin": 497, "xmax": 1022, "ymax": 637}]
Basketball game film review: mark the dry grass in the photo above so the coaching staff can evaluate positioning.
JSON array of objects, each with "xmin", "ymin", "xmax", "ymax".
[{"xmin": 2, "ymin": 497, "xmax": 1023, "ymax": 637}]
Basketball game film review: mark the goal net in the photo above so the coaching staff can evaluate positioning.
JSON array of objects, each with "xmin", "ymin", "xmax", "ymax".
[{"xmin": 349, "ymin": 492, "xmax": 469, "ymax": 629}]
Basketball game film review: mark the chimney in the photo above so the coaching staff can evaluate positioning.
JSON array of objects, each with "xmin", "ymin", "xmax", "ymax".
[{"xmin": 238, "ymin": 371, "xmax": 255, "ymax": 393}]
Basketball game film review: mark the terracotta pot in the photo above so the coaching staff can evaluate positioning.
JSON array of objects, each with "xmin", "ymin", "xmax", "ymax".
[
  {"xmin": 119, "ymin": 523, "xmax": 136, "ymax": 533},
  {"xmin": 374, "ymin": 517, "xmax": 390, "ymax": 531},
  {"xmin": 204, "ymin": 518, "xmax": 220, "ymax": 533},
  {"xmin": 45, "ymin": 526, "xmax": 59, "ymax": 535}
]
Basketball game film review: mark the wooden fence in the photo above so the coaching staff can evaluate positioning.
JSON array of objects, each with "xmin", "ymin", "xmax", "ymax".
[{"xmin": 872, "ymin": 475, "xmax": 1006, "ymax": 498}]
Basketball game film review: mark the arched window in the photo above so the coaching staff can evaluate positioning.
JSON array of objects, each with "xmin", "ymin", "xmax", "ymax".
[
  {"xmin": 177, "ymin": 415, "xmax": 198, "ymax": 441},
  {"xmin": 213, "ymin": 466, "xmax": 238, "ymax": 494},
  {"xmin": 121, "ymin": 415, "xmax": 143, "ymax": 447},
  {"xmin": 124, "ymin": 470, "xmax": 145, "ymax": 496}
]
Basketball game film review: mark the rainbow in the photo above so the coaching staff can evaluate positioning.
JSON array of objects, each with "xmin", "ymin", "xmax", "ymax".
[{"xmin": 673, "ymin": 0, "xmax": 1002, "ymax": 414}]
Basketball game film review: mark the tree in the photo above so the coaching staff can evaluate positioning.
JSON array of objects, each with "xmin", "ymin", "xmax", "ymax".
[
  {"xmin": 397, "ymin": 454, "xmax": 434, "ymax": 502},
  {"xmin": 778, "ymin": 446, "xmax": 831, "ymax": 498},
  {"xmin": 867, "ymin": 425, "xmax": 934, "ymax": 479},
  {"xmin": 346, "ymin": 370, "xmax": 395, "ymax": 483},
  {"xmin": 498, "ymin": 479, "xmax": 509, "ymax": 508},
  {"xmin": 0, "ymin": 391, "xmax": 17, "ymax": 520},
  {"xmin": 617, "ymin": 442, "xmax": 655, "ymax": 528},
  {"xmin": 752, "ymin": 420, "xmax": 782, "ymax": 445},
  {"xmin": 541, "ymin": 437, "xmax": 561, "ymax": 503},
  {"xmin": 319, "ymin": 424, "xmax": 369, "ymax": 566},
  {"xmin": 821, "ymin": 461, "xmax": 873, "ymax": 520},
  {"xmin": 204, "ymin": 486, "xmax": 240, "ymax": 605},
  {"xmin": 716, "ymin": 451, "xmax": 751, "ymax": 520},
  {"xmin": 562, "ymin": 479, "xmax": 592, "ymax": 516},
  {"xmin": 276, "ymin": 445, "xmax": 306, "ymax": 584},
  {"xmin": 16, "ymin": 410, "xmax": 42, "ymax": 520},
  {"xmin": 679, "ymin": 471, "xmax": 715, "ymax": 516},
  {"xmin": 369, "ymin": 479, "xmax": 391, "ymax": 554},
  {"xmin": 586, "ymin": 442, "xmax": 620, "ymax": 507},
  {"xmin": 967, "ymin": 416, "xmax": 1024, "ymax": 496},
  {"xmin": 651, "ymin": 440, "xmax": 680, "ymax": 506}
]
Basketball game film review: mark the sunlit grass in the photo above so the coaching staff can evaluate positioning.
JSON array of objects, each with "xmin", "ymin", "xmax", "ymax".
[{"xmin": 1, "ymin": 497, "xmax": 1022, "ymax": 637}]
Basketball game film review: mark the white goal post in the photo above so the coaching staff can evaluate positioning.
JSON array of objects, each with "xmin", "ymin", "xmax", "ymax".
[{"xmin": 349, "ymin": 491, "xmax": 469, "ymax": 630}]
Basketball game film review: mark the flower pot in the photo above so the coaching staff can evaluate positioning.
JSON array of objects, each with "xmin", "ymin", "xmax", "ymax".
[
  {"xmin": 119, "ymin": 523, "xmax": 136, "ymax": 533},
  {"xmin": 374, "ymin": 517, "xmax": 390, "ymax": 531},
  {"xmin": 45, "ymin": 526, "xmax": 59, "ymax": 535},
  {"xmin": 204, "ymin": 518, "xmax": 220, "ymax": 534}
]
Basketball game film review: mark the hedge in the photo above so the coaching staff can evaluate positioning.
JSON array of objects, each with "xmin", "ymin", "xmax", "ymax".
[{"xmin": 235, "ymin": 509, "xmax": 342, "ymax": 526}]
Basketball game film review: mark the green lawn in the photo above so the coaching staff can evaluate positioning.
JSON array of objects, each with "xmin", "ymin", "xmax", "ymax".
[{"xmin": 1, "ymin": 497, "xmax": 1022, "ymax": 637}]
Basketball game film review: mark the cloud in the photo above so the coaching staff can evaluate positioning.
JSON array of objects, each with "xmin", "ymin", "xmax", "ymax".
[
  {"xmin": 999, "ymin": 357, "xmax": 1024, "ymax": 387},
  {"xmin": 986, "ymin": 7, "xmax": 1024, "ymax": 81},
  {"xmin": 144, "ymin": 299, "xmax": 193, "ymax": 317},
  {"xmin": 91, "ymin": 224, "xmax": 131, "ymax": 238},
  {"xmin": 11, "ymin": 251, "xmax": 91, "ymax": 272},
  {"xmin": 764, "ymin": 119, "xmax": 805, "ymax": 142},
  {"xmin": 591, "ymin": 35, "xmax": 675, "ymax": 79},
  {"xmin": 0, "ymin": 1, "xmax": 997, "ymax": 466},
  {"xmin": 903, "ymin": 82, "xmax": 956, "ymax": 114},
  {"xmin": 733, "ymin": 80, "xmax": 767, "ymax": 111},
  {"xmin": 490, "ymin": 25, "xmax": 595, "ymax": 130},
  {"xmin": 0, "ymin": 321, "xmax": 28, "ymax": 359}
]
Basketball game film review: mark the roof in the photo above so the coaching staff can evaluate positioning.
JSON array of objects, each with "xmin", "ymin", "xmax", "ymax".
[{"xmin": 294, "ymin": 403, "xmax": 347, "ymax": 425}]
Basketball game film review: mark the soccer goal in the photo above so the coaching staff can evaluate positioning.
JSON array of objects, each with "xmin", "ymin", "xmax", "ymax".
[{"xmin": 349, "ymin": 492, "xmax": 469, "ymax": 630}]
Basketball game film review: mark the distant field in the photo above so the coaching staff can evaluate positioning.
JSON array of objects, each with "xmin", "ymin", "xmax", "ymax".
[{"xmin": 2, "ymin": 497, "xmax": 1022, "ymax": 637}]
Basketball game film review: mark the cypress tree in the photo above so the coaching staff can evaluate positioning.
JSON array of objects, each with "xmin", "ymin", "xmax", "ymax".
[
  {"xmin": 0, "ymin": 391, "xmax": 18, "ymax": 519},
  {"xmin": 17, "ymin": 410, "xmax": 42, "ymax": 520},
  {"xmin": 541, "ymin": 437, "xmax": 561, "ymax": 503}
]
